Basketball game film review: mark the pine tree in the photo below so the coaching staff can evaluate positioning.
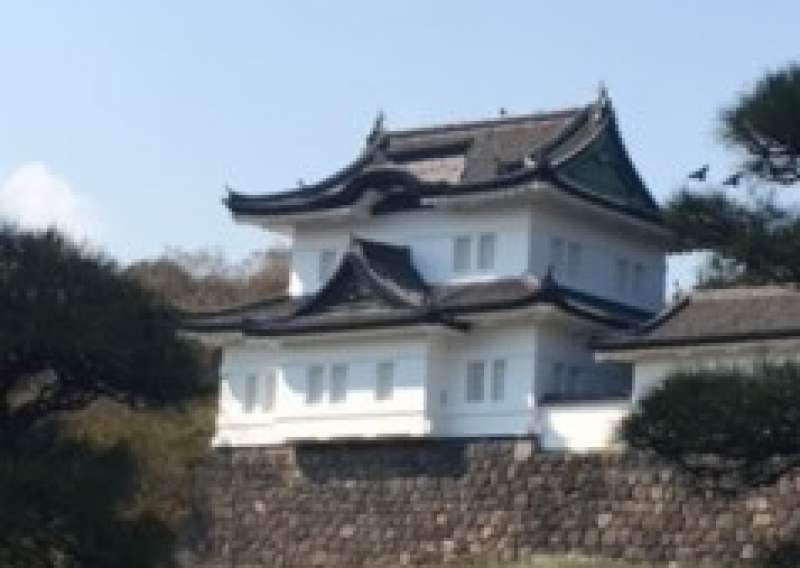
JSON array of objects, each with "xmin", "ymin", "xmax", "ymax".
[{"xmin": 666, "ymin": 63, "xmax": 800, "ymax": 286}]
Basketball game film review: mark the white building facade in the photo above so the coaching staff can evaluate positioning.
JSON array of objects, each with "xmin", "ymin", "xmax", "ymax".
[
  {"xmin": 187, "ymin": 91, "xmax": 670, "ymax": 450},
  {"xmin": 596, "ymin": 286, "xmax": 800, "ymax": 405}
]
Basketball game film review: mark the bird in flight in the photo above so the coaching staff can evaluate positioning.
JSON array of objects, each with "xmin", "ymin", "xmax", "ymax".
[
  {"xmin": 722, "ymin": 172, "xmax": 743, "ymax": 186},
  {"xmin": 688, "ymin": 165, "xmax": 709, "ymax": 181}
]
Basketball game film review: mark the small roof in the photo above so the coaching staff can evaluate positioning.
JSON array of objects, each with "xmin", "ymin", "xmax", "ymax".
[
  {"xmin": 225, "ymin": 90, "xmax": 661, "ymax": 225},
  {"xmin": 182, "ymin": 238, "xmax": 653, "ymax": 338},
  {"xmin": 596, "ymin": 286, "xmax": 800, "ymax": 351}
]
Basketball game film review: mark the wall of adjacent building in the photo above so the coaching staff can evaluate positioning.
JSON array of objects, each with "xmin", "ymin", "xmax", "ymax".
[{"xmin": 631, "ymin": 347, "xmax": 799, "ymax": 404}]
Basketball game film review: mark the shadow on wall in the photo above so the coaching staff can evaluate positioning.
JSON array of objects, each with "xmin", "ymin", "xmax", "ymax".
[{"xmin": 295, "ymin": 438, "xmax": 469, "ymax": 481}]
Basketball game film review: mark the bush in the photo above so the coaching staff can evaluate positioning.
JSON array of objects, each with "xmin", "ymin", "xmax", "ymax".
[
  {"xmin": 752, "ymin": 540, "xmax": 800, "ymax": 568},
  {"xmin": 620, "ymin": 362, "xmax": 800, "ymax": 484},
  {"xmin": 66, "ymin": 395, "xmax": 216, "ymax": 535}
]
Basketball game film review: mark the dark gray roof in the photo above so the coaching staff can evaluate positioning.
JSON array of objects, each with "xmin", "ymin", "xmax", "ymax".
[
  {"xmin": 182, "ymin": 238, "xmax": 653, "ymax": 337},
  {"xmin": 225, "ymin": 92, "xmax": 661, "ymax": 224},
  {"xmin": 596, "ymin": 287, "xmax": 800, "ymax": 350}
]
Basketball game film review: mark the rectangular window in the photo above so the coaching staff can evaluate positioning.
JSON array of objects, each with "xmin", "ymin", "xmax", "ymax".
[
  {"xmin": 567, "ymin": 242, "xmax": 582, "ymax": 280},
  {"xmin": 567, "ymin": 365, "xmax": 582, "ymax": 397},
  {"xmin": 453, "ymin": 236, "xmax": 472, "ymax": 273},
  {"xmin": 632, "ymin": 262, "xmax": 646, "ymax": 297},
  {"xmin": 306, "ymin": 365, "xmax": 324, "ymax": 405},
  {"xmin": 262, "ymin": 370, "xmax": 276, "ymax": 412},
  {"xmin": 376, "ymin": 361, "xmax": 394, "ymax": 401},
  {"xmin": 615, "ymin": 258, "xmax": 630, "ymax": 295},
  {"xmin": 466, "ymin": 361, "xmax": 485, "ymax": 402},
  {"xmin": 549, "ymin": 237, "xmax": 565, "ymax": 275},
  {"xmin": 477, "ymin": 233, "xmax": 496, "ymax": 270},
  {"xmin": 552, "ymin": 362, "xmax": 564, "ymax": 397},
  {"xmin": 491, "ymin": 359, "xmax": 506, "ymax": 401},
  {"xmin": 318, "ymin": 249, "xmax": 337, "ymax": 284},
  {"xmin": 440, "ymin": 389, "xmax": 448, "ymax": 407},
  {"xmin": 244, "ymin": 373, "xmax": 258, "ymax": 413},
  {"xmin": 330, "ymin": 363, "xmax": 348, "ymax": 403}
]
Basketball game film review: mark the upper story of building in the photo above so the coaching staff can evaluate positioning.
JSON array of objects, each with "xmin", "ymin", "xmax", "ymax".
[{"xmin": 225, "ymin": 89, "xmax": 668, "ymax": 313}]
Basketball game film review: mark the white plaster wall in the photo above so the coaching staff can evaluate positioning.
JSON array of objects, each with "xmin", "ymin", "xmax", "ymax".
[
  {"xmin": 289, "ymin": 203, "xmax": 666, "ymax": 313},
  {"xmin": 534, "ymin": 323, "xmax": 600, "ymax": 399},
  {"xmin": 529, "ymin": 205, "xmax": 666, "ymax": 312},
  {"xmin": 533, "ymin": 323, "xmax": 633, "ymax": 450},
  {"xmin": 428, "ymin": 323, "xmax": 537, "ymax": 437},
  {"xmin": 537, "ymin": 402, "xmax": 630, "ymax": 451},
  {"xmin": 632, "ymin": 360, "xmax": 674, "ymax": 404},
  {"xmin": 289, "ymin": 206, "xmax": 532, "ymax": 296},
  {"xmin": 631, "ymin": 350, "xmax": 794, "ymax": 404},
  {"xmin": 214, "ymin": 321, "xmax": 639, "ymax": 449},
  {"xmin": 215, "ymin": 337, "xmax": 431, "ymax": 446}
]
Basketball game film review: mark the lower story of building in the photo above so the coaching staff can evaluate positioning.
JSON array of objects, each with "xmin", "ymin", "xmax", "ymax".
[{"xmin": 211, "ymin": 314, "xmax": 634, "ymax": 450}]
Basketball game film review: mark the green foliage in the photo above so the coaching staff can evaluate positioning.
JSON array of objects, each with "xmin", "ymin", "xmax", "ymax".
[
  {"xmin": 621, "ymin": 362, "xmax": 800, "ymax": 484},
  {"xmin": 0, "ymin": 424, "xmax": 172, "ymax": 568},
  {"xmin": 666, "ymin": 64, "xmax": 800, "ymax": 287},
  {"xmin": 0, "ymin": 226, "xmax": 200, "ymax": 432},
  {"xmin": 752, "ymin": 540, "xmax": 800, "ymax": 568},
  {"xmin": 721, "ymin": 62, "xmax": 800, "ymax": 185},
  {"xmin": 66, "ymin": 396, "xmax": 215, "ymax": 532},
  {"xmin": 0, "ymin": 397, "xmax": 215, "ymax": 567},
  {"xmin": 0, "ymin": 225, "xmax": 213, "ymax": 565},
  {"xmin": 663, "ymin": 190, "xmax": 800, "ymax": 286}
]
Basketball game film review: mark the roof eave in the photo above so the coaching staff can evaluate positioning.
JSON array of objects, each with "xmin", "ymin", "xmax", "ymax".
[{"xmin": 595, "ymin": 329, "xmax": 800, "ymax": 361}]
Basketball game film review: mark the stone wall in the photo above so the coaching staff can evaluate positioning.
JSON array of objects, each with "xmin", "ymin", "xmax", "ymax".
[{"xmin": 184, "ymin": 438, "xmax": 800, "ymax": 567}]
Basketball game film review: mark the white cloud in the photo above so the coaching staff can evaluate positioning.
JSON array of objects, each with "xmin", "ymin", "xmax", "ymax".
[{"xmin": 0, "ymin": 162, "xmax": 101, "ymax": 242}]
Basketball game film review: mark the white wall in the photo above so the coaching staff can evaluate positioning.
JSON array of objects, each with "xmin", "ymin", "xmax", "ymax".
[
  {"xmin": 289, "ymin": 206, "xmax": 532, "ymax": 296},
  {"xmin": 216, "ymin": 337, "xmax": 432, "ymax": 446},
  {"xmin": 534, "ymin": 323, "xmax": 607, "ymax": 399},
  {"xmin": 288, "ymin": 201, "xmax": 666, "ymax": 314},
  {"xmin": 428, "ymin": 323, "xmax": 537, "ymax": 437},
  {"xmin": 529, "ymin": 205, "xmax": 666, "ymax": 312},
  {"xmin": 631, "ymin": 349, "xmax": 796, "ymax": 404},
  {"xmin": 213, "ymin": 319, "xmax": 640, "ymax": 449},
  {"xmin": 537, "ymin": 401, "xmax": 630, "ymax": 451}
]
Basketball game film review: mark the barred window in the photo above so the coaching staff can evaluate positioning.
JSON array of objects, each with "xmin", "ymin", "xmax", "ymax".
[
  {"xmin": 453, "ymin": 236, "xmax": 472, "ymax": 273},
  {"xmin": 478, "ymin": 233, "xmax": 496, "ymax": 270},
  {"xmin": 567, "ymin": 242, "xmax": 582, "ymax": 280},
  {"xmin": 262, "ymin": 370, "xmax": 277, "ymax": 411},
  {"xmin": 330, "ymin": 364, "xmax": 348, "ymax": 403},
  {"xmin": 376, "ymin": 361, "xmax": 394, "ymax": 401},
  {"xmin": 466, "ymin": 361, "xmax": 485, "ymax": 402},
  {"xmin": 306, "ymin": 365, "xmax": 324, "ymax": 404},
  {"xmin": 632, "ymin": 262, "xmax": 646, "ymax": 297},
  {"xmin": 491, "ymin": 359, "xmax": 506, "ymax": 401},
  {"xmin": 616, "ymin": 258, "xmax": 630, "ymax": 295},
  {"xmin": 549, "ymin": 237, "xmax": 565, "ymax": 275},
  {"xmin": 244, "ymin": 373, "xmax": 258, "ymax": 413}
]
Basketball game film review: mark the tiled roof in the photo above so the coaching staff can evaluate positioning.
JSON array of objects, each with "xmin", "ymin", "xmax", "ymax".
[
  {"xmin": 596, "ymin": 286, "xmax": 800, "ymax": 350},
  {"xmin": 225, "ymin": 91, "xmax": 661, "ymax": 224},
  {"xmin": 182, "ymin": 239, "xmax": 653, "ymax": 337}
]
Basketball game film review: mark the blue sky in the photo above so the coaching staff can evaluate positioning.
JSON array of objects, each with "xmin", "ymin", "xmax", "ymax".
[{"xmin": 1, "ymin": 2, "xmax": 798, "ymax": 287}]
